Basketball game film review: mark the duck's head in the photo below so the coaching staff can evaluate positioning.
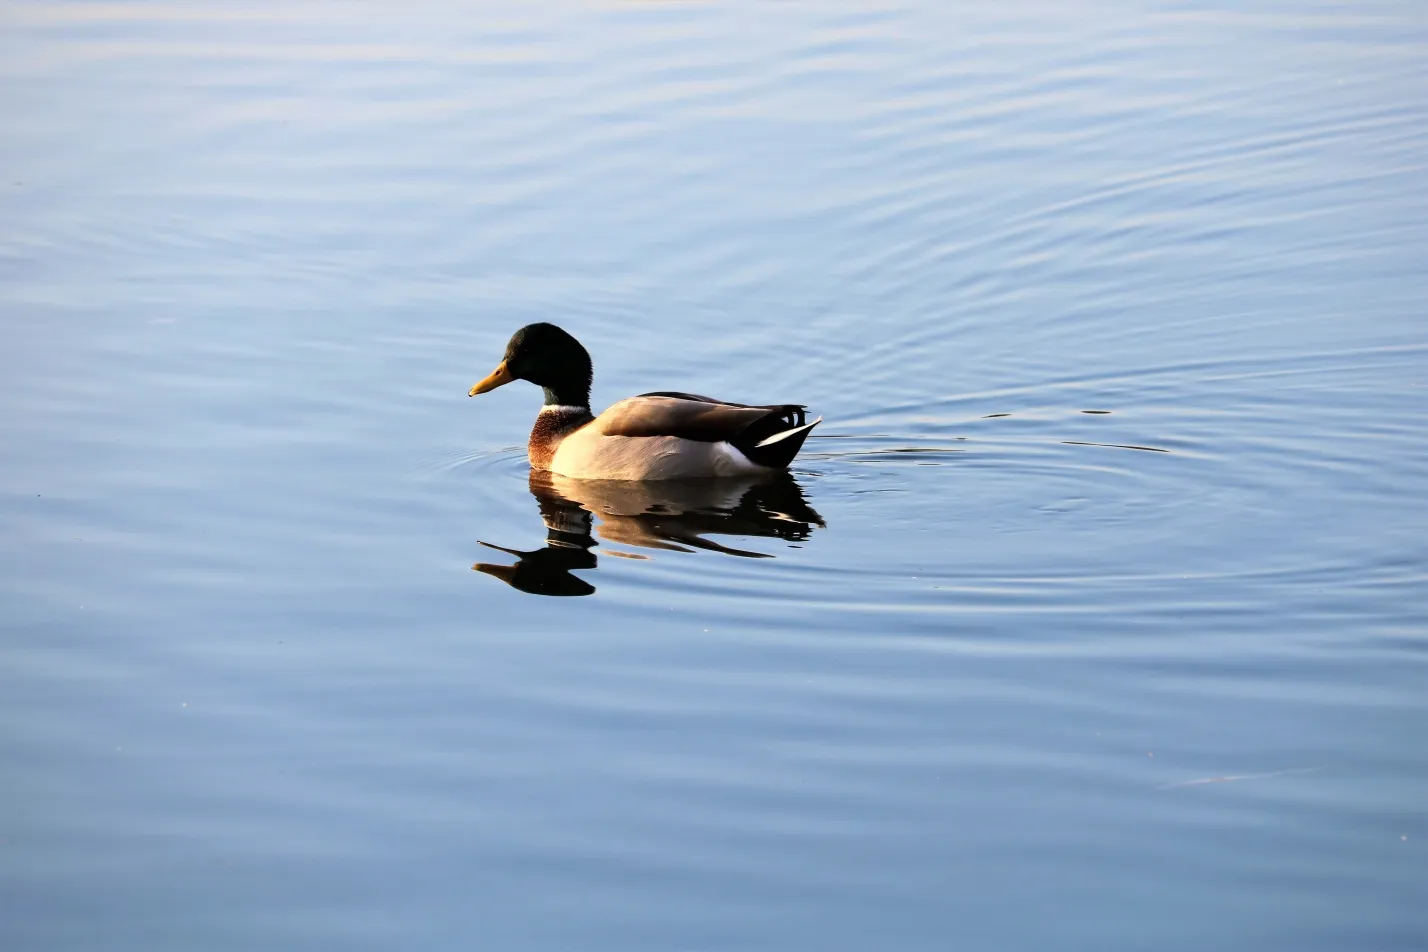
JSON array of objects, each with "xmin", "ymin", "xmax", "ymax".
[{"xmin": 469, "ymin": 322, "xmax": 593, "ymax": 407}]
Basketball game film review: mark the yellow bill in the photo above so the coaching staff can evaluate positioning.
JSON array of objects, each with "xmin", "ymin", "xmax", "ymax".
[{"xmin": 469, "ymin": 360, "xmax": 514, "ymax": 396}]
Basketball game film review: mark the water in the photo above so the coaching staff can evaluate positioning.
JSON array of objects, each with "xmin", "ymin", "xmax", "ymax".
[{"xmin": 3, "ymin": 2, "xmax": 1426, "ymax": 949}]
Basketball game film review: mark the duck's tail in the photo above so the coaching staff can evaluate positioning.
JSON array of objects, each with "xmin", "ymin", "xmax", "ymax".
[{"xmin": 735, "ymin": 416, "xmax": 821, "ymax": 469}]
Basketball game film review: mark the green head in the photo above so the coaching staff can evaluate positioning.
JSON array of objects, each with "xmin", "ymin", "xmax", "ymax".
[{"xmin": 469, "ymin": 323, "xmax": 593, "ymax": 408}]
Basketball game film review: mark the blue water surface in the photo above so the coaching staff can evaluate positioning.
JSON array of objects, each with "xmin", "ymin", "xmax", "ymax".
[{"xmin": 2, "ymin": 2, "xmax": 1425, "ymax": 950}]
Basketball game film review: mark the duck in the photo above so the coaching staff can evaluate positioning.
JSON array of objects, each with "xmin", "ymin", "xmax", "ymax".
[{"xmin": 468, "ymin": 323, "xmax": 821, "ymax": 480}]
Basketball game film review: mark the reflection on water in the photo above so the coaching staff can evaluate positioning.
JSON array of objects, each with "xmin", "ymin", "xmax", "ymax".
[{"xmin": 474, "ymin": 470, "xmax": 825, "ymax": 596}]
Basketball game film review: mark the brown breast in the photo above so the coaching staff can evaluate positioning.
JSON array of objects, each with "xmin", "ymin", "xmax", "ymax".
[{"xmin": 528, "ymin": 408, "xmax": 592, "ymax": 471}]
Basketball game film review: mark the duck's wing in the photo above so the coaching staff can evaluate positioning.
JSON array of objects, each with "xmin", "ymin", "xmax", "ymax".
[
  {"xmin": 599, "ymin": 393, "xmax": 804, "ymax": 440},
  {"xmin": 594, "ymin": 393, "xmax": 819, "ymax": 469}
]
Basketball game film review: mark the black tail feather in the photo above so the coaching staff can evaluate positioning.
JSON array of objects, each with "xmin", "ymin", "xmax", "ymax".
[{"xmin": 732, "ymin": 412, "xmax": 819, "ymax": 469}]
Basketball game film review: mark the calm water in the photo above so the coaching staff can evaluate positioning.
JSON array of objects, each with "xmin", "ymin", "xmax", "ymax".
[{"xmin": 3, "ymin": 2, "xmax": 1426, "ymax": 949}]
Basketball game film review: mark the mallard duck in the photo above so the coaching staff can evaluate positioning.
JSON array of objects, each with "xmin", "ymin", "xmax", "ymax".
[{"xmin": 468, "ymin": 323, "xmax": 821, "ymax": 480}]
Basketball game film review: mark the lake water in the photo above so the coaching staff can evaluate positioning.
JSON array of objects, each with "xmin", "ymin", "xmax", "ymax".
[{"xmin": 2, "ymin": 2, "xmax": 1425, "ymax": 949}]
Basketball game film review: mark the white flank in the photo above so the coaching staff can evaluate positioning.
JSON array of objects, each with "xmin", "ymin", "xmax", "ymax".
[
  {"xmin": 550, "ymin": 432, "xmax": 767, "ymax": 479},
  {"xmin": 712, "ymin": 441, "xmax": 769, "ymax": 475}
]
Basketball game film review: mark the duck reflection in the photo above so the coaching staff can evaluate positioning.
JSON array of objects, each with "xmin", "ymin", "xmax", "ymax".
[{"xmin": 474, "ymin": 471, "xmax": 825, "ymax": 596}]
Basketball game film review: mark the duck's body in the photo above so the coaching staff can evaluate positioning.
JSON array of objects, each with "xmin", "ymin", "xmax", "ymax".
[
  {"xmin": 536, "ymin": 394, "xmax": 812, "ymax": 480},
  {"xmin": 469, "ymin": 324, "xmax": 820, "ymax": 481}
]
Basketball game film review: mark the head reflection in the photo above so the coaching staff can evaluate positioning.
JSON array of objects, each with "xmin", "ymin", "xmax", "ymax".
[{"xmin": 473, "ymin": 471, "xmax": 825, "ymax": 596}]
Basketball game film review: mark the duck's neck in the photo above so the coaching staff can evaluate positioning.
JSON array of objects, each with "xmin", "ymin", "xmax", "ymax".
[{"xmin": 542, "ymin": 383, "xmax": 589, "ymax": 412}]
